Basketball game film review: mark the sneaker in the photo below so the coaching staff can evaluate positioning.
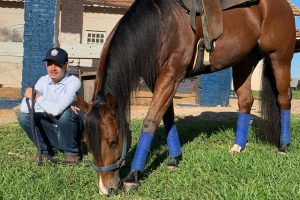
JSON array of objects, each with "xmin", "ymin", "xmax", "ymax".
[{"xmin": 63, "ymin": 155, "xmax": 81, "ymax": 164}]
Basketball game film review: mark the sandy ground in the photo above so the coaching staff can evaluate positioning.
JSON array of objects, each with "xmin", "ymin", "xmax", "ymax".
[
  {"xmin": 0, "ymin": 99, "xmax": 245, "ymax": 125},
  {"xmin": 1, "ymin": 87, "xmax": 300, "ymax": 125}
]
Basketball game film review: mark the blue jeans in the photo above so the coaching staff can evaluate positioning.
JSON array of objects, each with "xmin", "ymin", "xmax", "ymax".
[{"xmin": 18, "ymin": 108, "xmax": 83, "ymax": 156}]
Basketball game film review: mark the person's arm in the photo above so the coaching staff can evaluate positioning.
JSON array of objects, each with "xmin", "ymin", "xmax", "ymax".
[
  {"xmin": 24, "ymin": 88, "xmax": 42, "ymax": 100},
  {"xmin": 36, "ymin": 76, "xmax": 81, "ymax": 116},
  {"xmin": 19, "ymin": 77, "xmax": 45, "ymax": 113}
]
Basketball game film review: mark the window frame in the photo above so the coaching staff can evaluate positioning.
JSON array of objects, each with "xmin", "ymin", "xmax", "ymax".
[{"xmin": 85, "ymin": 30, "xmax": 106, "ymax": 45}]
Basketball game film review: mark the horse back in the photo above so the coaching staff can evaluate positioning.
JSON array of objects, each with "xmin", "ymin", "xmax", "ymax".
[{"xmin": 207, "ymin": 0, "xmax": 295, "ymax": 70}]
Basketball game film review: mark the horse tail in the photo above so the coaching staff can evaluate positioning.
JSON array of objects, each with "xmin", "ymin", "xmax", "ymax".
[{"xmin": 260, "ymin": 60, "xmax": 280, "ymax": 145}]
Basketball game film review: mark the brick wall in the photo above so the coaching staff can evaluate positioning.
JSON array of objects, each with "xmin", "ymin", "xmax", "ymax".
[
  {"xmin": 59, "ymin": 0, "xmax": 83, "ymax": 44},
  {"xmin": 21, "ymin": 0, "xmax": 58, "ymax": 93},
  {"xmin": 199, "ymin": 68, "xmax": 232, "ymax": 106}
]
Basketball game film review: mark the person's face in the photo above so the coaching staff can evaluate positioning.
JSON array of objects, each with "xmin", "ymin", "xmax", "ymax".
[{"xmin": 46, "ymin": 61, "xmax": 67, "ymax": 83}]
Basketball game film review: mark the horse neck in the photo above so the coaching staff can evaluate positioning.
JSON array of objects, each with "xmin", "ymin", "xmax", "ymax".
[{"xmin": 97, "ymin": 0, "xmax": 178, "ymax": 124}]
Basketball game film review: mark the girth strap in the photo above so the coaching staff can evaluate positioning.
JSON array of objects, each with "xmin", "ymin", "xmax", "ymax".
[{"xmin": 201, "ymin": 0, "xmax": 223, "ymax": 51}]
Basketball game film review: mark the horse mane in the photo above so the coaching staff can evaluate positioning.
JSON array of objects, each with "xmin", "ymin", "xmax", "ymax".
[
  {"xmin": 84, "ymin": 99, "xmax": 105, "ymax": 161},
  {"xmin": 84, "ymin": 0, "xmax": 175, "ymax": 158}
]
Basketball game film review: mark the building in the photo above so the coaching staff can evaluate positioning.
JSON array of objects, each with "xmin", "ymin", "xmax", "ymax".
[
  {"xmin": 0, "ymin": 0, "xmax": 299, "ymax": 89},
  {"xmin": 0, "ymin": 0, "xmax": 132, "ymax": 87}
]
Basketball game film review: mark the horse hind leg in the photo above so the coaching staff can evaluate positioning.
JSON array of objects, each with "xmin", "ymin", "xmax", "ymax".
[
  {"xmin": 261, "ymin": 53, "xmax": 292, "ymax": 154},
  {"xmin": 229, "ymin": 53, "xmax": 261, "ymax": 153},
  {"xmin": 163, "ymin": 101, "xmax": 182, "ymax": 170}
]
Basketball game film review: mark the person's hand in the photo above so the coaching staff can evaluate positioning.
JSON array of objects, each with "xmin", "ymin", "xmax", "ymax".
[
  {"xmin": 71, "ymin": 106, "xmax": 80, "ymax": 114},
  {"xmin": 24, "ymin": 87, "xmax": 41, "ymax": 100}
]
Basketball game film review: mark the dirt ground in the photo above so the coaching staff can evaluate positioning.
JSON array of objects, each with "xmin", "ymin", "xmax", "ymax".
[
  {"xmin": 0, "ymin": 87, "xmax": 21, "ymax": 99},
  {"xmin": 1, "ymin": 87, "xmax": 300, "ymax": 125}
]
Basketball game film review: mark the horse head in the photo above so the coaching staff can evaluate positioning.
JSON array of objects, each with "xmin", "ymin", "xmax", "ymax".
[{"xmin": 77, "ymin": 94, "xmax": 132, "ymax": 195}]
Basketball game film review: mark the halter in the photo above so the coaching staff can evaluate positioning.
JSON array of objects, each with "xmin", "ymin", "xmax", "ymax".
[{"xmin": 92, "ymin": 128, "xmax": 128, "ymax": 172}]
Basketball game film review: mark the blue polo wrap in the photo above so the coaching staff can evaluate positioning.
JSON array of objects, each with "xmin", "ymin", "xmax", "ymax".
[
  {"xmin": 166, "ymin": 124, "xmax": 181, "ymax": 158},
  {"xmin": 131, "ymin": 132, "xmax": 154, "ymax": 171},
  {"xmin": 280, "ymin": 109, "xmax": 291, "ymax": 145},
  {"xmin": 234, "ymin": 112, "xmax": 250, "ymax": 148}
]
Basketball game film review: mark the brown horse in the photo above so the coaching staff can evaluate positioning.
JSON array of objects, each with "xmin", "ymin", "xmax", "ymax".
[{"xmin": 79, "ymin": 0, "xmax": 295, "ymax": 195}]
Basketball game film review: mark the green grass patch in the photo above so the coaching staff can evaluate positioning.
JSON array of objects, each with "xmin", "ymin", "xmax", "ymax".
[
  {"xmin": 1, "ymin": 117, "xmax": 300, "ymax": 199},
  {"xmin": 292, "ymin": 90, "xmax": 300, "ymax": 99},
  {"xmin": 252, "ymin": 90, "xmax": 300, "ymax": 100}
]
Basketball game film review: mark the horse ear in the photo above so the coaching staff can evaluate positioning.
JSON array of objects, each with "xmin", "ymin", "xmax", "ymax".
[
  {"xmin": 76, "ymin": 93, "xmax": 90, "ymax": 114},
  {"xmin": 106, "ymin": 93, "xmax": 116, "ymax": 109}
]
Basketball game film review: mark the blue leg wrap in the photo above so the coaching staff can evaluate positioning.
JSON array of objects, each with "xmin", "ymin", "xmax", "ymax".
[
  {"xmin": 131, "ymin": 132, "xmax": 154, "ymax": 171},
  {"xmin": 234, "ymin": 112, "xmax": 250, "ymax": 148},
  {"xmin": 166, "ymin": 124, "xmax": 182, "ymax": 158},
  {"xmin": 280, "ymin": 109, "xmax": 291, "ymax": 145}
]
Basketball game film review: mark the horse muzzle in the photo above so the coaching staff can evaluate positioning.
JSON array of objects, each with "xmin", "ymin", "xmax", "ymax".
[{"xmin": 98, "ymin": 174, "xmax": 120, "ymax": 196}]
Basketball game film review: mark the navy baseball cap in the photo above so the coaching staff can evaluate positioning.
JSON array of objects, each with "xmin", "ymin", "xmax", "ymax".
[{"xmin": 43, "ymin": 47, "xmax": 68, "ymax": 65}]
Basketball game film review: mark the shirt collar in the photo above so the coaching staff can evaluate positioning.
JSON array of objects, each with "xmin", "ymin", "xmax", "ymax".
[{"xmin": 46, "ymin": 73, "xmax": 68, "ymax": 85}]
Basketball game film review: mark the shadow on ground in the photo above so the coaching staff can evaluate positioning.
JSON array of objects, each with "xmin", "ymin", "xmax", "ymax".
[
  {"xmin": 0, "ymin": 98, "xmax": 21, "ymax": 109},
  {"xmin": 120, "ymin": 111, "xmax": 242, "ymax": 181}
]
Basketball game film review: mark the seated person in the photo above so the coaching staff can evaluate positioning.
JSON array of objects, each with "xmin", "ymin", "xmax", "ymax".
[{"xmin": 18, "ymin": 47, "xmax": 83, "ymax": 164}]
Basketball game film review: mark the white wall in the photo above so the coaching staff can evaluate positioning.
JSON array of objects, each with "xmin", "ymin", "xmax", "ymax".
[
  {"xmin": 0, "ymin": 42, "xmax": 23, "ymax": 87},
  {"xmin": 0, "ymin": 6, "xmax": 24, "ymax": 42},
  {"xmin": 251, "ymin": 60, "xmax": 263, "ymax": 91},
  {"xmin": 0, "ymin": 4, "xmax": 124, "ymax": 87}
]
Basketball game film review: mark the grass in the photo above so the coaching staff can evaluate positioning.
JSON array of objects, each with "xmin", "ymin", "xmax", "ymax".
[
  {"xmin": 292, "ymin": 90, "xmax": 300, "ymax": 99},
  {"xmin": 252, "ymin": 90, "xmax": 300, "ymax": 99},
  {"xmin": 1, "ymin": 116, "xmax": 300, "ymax": 199}
]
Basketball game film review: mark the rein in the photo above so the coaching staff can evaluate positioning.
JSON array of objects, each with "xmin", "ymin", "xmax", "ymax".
[
  {"xmin": 92, "ymin": 129, "xmax": 128, "ymax": 172},
  {"xmin": 25, "ymin": 86, "xmax": 42, "ymax": 166}
]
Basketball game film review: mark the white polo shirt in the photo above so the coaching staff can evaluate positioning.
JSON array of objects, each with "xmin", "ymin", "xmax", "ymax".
[{"xmin": 20, "ymin": 74, "xmax": 81, "ymax": 116}]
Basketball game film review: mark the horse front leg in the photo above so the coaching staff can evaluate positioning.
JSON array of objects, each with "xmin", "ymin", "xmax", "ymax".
[
  {"xmin": 143, "ymin": 81, "xmax": 182, "ymax": 169},
  {"xmin": 123, "ymin": 68, "xmax": 183, "ymax": 191}
]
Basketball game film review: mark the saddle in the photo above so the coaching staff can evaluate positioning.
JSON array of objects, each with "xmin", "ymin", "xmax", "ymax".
[
  {"xmin": 179, "ymin": 0, "xmax": 259, "ymax": 51},
  {"xmin": 179, "ymin": 0, "xmax": 259, "ymax": 76}
]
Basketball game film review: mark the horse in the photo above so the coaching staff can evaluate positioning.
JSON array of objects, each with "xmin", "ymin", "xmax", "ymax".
[{"xmin": 78, "ymin": 0, "xmax": 296, "ymax": 195}]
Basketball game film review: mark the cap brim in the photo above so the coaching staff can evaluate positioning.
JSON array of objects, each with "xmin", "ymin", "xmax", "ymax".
[{"xmin": 43, "ymin": 59, "xmax": 65, "ymax": 65}]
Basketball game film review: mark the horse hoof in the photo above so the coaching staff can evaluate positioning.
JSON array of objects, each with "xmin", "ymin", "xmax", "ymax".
[
  {"xmin": 229, "ymin": 144, "xmax": 243, "ymax": 154},
  {"xmin": 122, "ymin": 170, "xmax": 140, "ymax": 192},
  {"xmin": 166, "ymin": 155, "xmax": 181, "ymax": 170},
  {"xmin": 277, "ymin": 144, "xmax": 289, "ymax": 155},
  {"xmin": 123, "ymin": 182, "xmax": 140, "ymax": 192}
]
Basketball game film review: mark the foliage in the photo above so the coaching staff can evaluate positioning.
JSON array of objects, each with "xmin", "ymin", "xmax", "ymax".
[{"xmin": 1, "ymin": 116, "xmax": 300, "ymax": 199}]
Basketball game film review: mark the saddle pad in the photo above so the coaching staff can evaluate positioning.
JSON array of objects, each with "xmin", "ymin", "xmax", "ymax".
[
  {"xmin": 180, "ymin": 0, "xmax": 259, "ymax": 13},
  {"xmin": 220, "ymin": 0, "xmax": 259, "ymax": 10}
]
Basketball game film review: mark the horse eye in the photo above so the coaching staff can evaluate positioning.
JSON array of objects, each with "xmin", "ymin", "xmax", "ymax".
[{"xmin": 108, "ymin": 140, "xmax": 118, "ymax": 147}]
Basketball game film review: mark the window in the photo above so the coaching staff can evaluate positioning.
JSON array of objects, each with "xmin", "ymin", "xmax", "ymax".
[{"xmin": 86, "ymin": 31, "xmax": 106, "ymax": 45}]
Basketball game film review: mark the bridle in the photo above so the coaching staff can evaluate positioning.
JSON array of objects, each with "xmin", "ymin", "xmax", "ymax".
[
  {"xmin": 92, "ymin": 128, "xmax": 128, "ymax": 172},
  {"xmin": 89, "ymin": 97, "xmax": 130, "ymax": 172}
]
